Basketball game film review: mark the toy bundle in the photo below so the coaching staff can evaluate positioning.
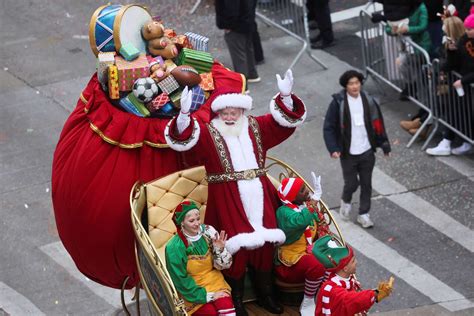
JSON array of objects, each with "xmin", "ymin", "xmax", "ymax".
[{"xmin": 90, "ymin": 4, "xmax": 215, "ymax": 118}]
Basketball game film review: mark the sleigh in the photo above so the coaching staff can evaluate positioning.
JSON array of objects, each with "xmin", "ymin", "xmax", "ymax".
[{"xmin": 128, "ymin": 156, "xmax": 345, "ymax": 315}]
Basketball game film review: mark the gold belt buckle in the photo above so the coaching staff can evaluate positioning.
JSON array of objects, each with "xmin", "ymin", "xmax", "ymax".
[{"xmin": 243, "ymin": 169, "xmax": 256, "ymax": 180}]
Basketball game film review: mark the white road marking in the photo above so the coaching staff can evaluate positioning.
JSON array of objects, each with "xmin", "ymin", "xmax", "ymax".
[
  {"xmin": 40, "ymin": 241, "xmax": 134, "ymax": 309},
  {"xmin": 436, "ymin": 156, "xmax": 474, "ymax": 179},
  {"xmin": 372, "ymin": 167, "xmax": 474, "ymax": 252},
  {"xmin": 332, "ymin": 213, "xmax": 474, "ymax": 312},
  {"xmin": 72, "ymin": 35, "xmax": 89, "ymax": 40},
  {"xmin": 331, "ymin": 3, "xmax": 383, "ymax": 24},
  {"xmin": 0, "ymin": 282, "xmax": 45, "ymax": 315},
  {"xmin": 4, "ymin": 37, "xmax": 37, "ymax": 46}
]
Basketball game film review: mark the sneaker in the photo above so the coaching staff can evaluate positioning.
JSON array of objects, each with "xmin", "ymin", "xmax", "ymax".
[
  {"xmin": 426, "ymin": 139, "xmax": 452, "ymax": 156},
  {"xmin": 357, "ymin": 214, "xmax": 374, "ymax": 228},
  {"xmin": 451, "ymin": 142, "xmax": 473, "ymax": 155},
  {"xmin": 339, "ymin": 200, "xmax": 351, "ymax": 220},
  {"xmin": 247, "ymin": 76, "xmax": 261, "ymax": 83},
  {"xmin": 299, "ymin": 296, "xmax": 316, "ymax": 316}
]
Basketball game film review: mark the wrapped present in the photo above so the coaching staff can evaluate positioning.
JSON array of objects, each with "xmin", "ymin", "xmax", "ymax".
[
  {"xmin": 164, "ymin": 28, "xmax": 177, "ymax": 38},
  {"xmin": 97, "ymin": 52, "xmax": 115, "ymax": 87},
  {"xmin": 177, "ymin": 48, "xmax": 213, "ymax": 74},
  {"xmin": 190, "ymin": 85, "xmax": 206, "ymax": 112},
  {"xmin": 127, "ymin": 92, "xmax": 150, "ymax": 117},
  {"xmin": 172, "ymin": 35, "xmax": 193, "ymax": 49},
  {"xmin": 147, "ymin": 55, "xmax": 164, "ymax": 68},
  {"xmin": 119, "ymin": 43, "xmax": 140, "ymax": 61},
  {"xmin": 108, "ymin": 65, "xmax": 120, "ymax": 99},
  {"xmin": 115, "ymin": 54, "xmax": 150, "ymax": 91},
  {"xmin": 164, "ymin": 59, "xmax": 177, "ymax": 72},
  {"xmin": 169, "ymin": 88, "xmax": 183, "ymax": 108},
  {"xmin": 158, "ymin": 74, "xmax": 180, "ymax": 95},
  {"xmin": 199, "ymin": 72, "xmax": 214, "ymax": 91},
  {"xmin": 184, "ymin": 32, "xmax": 209, "ymax": 52},
  {"xmin": 118, "ymin": 95, "xmax": 144, "ymax": 117},
  {"xmin": 148, "ymin": 93, "xmax": 170, "ymax": 112},
  {"xmin": 160, "ymin": 102, "xmax": 175, "ymax": 114},
  {"xmin": 204, "ymin": 91, "xmax": 210, "ymax": 99}
]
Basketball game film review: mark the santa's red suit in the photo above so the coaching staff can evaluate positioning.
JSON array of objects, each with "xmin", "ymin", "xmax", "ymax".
[
  {"xmin": 315, "ymin": 273, "xmax": 375, "ymax": 316},
  {"xmin": 165, "ymin": 89, "xmax": 306, "ymax": 278}
]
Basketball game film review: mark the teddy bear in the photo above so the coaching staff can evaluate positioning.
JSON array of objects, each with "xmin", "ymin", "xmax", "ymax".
[
  {"xmin": 149, "ymin": 62, "xmax": 168, "ymax": 83},
  {"xmin": 141, "ymin": 20, "xmax": 178, "ymax": 60}
]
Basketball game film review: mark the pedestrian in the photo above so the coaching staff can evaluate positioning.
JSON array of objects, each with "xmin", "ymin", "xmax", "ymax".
[
  {"xmin": 424, "ymin": 0, "xmax": 444, "ymax": 58},
  {"xmin": 165, "ymin": 201, "xmax": 235, "ymax": 315},
  {"xmin": 308, "ymin": 0, "xmax": 335, "ymax": 49},
  {"xmin": 252, "ymin": 21, "xmax": 265, "ymax": 65},
  {"xmin": 164, "ymin": 70, "xmax": 307, "ymax": 315},
  {"xmin": 215, "ymin": 0, "xmax": 261, "ymax": 83},
  {"xmin": 274, "ymin": 174, "xmax": 328, "ymax": 316},
  {"xmin": 313, "ymin": 235, "xmax": 394, "ymax": 315},
  {"xmin": 323, "ymin": 70, "xmax": 391, "ymax": 228}
]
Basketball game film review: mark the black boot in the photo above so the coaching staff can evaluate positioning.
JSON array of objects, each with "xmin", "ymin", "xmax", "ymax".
[
  {"xmin": 254, "ymin": 271, "xmax": 283, "ymax": 314},
  {"xmin": 225, "ymin": 276, "xmax": 248, "ymax": 316}
]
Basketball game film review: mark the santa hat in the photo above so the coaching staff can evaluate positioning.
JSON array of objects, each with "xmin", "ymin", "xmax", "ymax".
[
  {"xmin": 464, "ymin": 14, "xmax": 474, "ymax": 29},
  {"xmin": 210, "ymin": 86, "xmax": 253, "ymax": 113},
  {"xmin": 312, "ymin": 235, "xmax": 354, "ymax": 272},
  {"xmin": 172, "ymin": 200, "xmax": 199, "ymax": 226},
  {"xmin": 277, "ymin": 177, "xmax": 305, "ymax": 205}
]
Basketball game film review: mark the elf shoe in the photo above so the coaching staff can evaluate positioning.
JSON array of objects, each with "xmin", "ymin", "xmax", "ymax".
[{"xmin": 426, "ymin": 139, "xmax": 451, "ymax": 156}]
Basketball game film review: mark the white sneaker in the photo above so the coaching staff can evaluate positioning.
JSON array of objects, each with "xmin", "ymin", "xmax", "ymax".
[
  {"xmin": 339, "ymin": 200, "xmax": 351, "ymax": 220},
  {"xmin": 426, "ymin": 139, "xmax": 452, "ymax": 156},
  {"xmin": 247, "ymin": 76, "xmax": 261, "ymax": 83},
  {"xmin": 299, "ymin": 296, "xmax": 316, "ymax": 316},
  {"xmin": 357, "ymin": 214, "xmax": 374, "ymax": 228},
  {"xmin": 451, "ymin": 142, "xmax": 473, "ymax": 155}
]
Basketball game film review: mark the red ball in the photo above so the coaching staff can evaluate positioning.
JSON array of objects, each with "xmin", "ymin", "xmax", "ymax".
[{"xmin": 171, "ymin": 65, "xmax": 201, "ymax": 87}]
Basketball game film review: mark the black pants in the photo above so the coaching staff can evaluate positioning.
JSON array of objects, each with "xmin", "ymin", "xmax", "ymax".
[
  {"xmin": 252, "ymin": 21, "xmax": 264, "ymax": 63},
  {"xmin": 224, "ymin": 30, "xmax": 259, "ymax": 79},
  {"xmin": 307, "ymin": 0, "xmax": 333, "ymax": 43},
  {"xmin": 340, "ymin": 149, "xmax": 375, "ymax": 214}
]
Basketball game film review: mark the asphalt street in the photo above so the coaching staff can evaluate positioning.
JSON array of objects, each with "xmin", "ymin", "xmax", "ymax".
[{"xmin": 0, "ymin": 0, "xmax": 473, "ymax": 315}]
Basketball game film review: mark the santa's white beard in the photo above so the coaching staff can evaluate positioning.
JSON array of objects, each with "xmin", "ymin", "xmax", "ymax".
[{"xmin": 211, "ymin": 115, "xmax": 245, "ymax": 137}]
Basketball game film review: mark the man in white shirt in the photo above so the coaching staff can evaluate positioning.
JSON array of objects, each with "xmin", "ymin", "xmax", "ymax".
[{"xmin": 323, "ymin": 70, "xmax": 391, "ymax": 228}]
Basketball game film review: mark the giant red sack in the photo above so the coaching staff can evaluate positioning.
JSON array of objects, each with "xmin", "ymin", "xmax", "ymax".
[{"xmin": 52, "ymin": 62, "xmax": 244, "ymax": 289}]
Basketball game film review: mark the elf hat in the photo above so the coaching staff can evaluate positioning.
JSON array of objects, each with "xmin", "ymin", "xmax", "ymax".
[
  {"xmin": 173, "ymin": 201, "xmax": 199, "ymax": 226},
  {"xmin": 277, "ymin": 177, "xmax": 305, "ymax": 204},
  {"xmin": 210, "ymin": 86, "xmax": 253, "ymax": 113},
  {"xmin": 312, "ymin": 235, "xmax": 354, "ymax": 272}
]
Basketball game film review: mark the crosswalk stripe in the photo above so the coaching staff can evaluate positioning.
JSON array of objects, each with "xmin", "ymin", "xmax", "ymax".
[
  {"xmin": 40, "ymin": 241, "xmax": 134, "ymax": 309},
  {"xmin": 372, "ymin": 167, "xmax": 474, "ymax": 252},
  {"xmin": 436, "ymin": 156, "xmax": 474, "ymax": 179},
  {"xmin": 0, "ymin": 282, "xmax": 45, "ymax": 315},
  {"xmin": 331, "ymin": 213, "xmax": 474, "ymax": 312}
]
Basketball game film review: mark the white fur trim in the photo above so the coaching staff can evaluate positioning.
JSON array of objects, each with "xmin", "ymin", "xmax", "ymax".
[
  {"xmin": 164, "ymin": 117, "xmax": 200, "ymax": 152},
  {"xmin": 211, "ymin": 93, "xmax": 253, "ymax": 112},
  {"xmin": 225, "ymin": 228, "xmax": 286, "ymax": 255},
  {"xmin": 269, "ymin": 95, "xmax": 307, "ymax": 128}
]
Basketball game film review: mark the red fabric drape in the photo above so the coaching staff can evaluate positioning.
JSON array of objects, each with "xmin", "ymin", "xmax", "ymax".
[{"xmin": 51, "ymin": 62, "xmax": 243, "ymax": 289}]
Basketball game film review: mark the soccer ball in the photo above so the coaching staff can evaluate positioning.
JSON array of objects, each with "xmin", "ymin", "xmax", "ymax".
[{"xmin": 133, "ymin": 77, "xmax": 159, "ymax": 103}]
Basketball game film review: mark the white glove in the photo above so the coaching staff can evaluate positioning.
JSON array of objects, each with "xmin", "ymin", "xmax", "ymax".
[
  {"xmin": 276, "ymin": 69, "xmax": 294, "ymax": 111},
  {"xmin": 176, "ymin": 86, "xmax": 193, "ymax": 134},
  {"xmin": 310, "ymin": 171, "xmax": 322, "ymax": 201}
]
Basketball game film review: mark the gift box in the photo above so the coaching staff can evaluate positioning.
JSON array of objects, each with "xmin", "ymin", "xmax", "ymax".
[
  {"xmin": 97, "ymin": 52, "xmax": 115, "ymax": 87},
  {"xmin": 119, "ymin": 43, "xmax": 140, "ymax": 61},
  {"xmin": 177, "ymin": 48, "xmax": 213, "ymax": 74},
  {"xmin": 158, "ymin": 74, "xmax": 180, "ymax": 95},
  {"xmin": 169, "ymin": 88, "xmax": 183, "ymax": 108},
  {"xmin": 147, "ymin": 55, "xmax": 164, "ymax": 68},
  {"xmin": 119, "ymin": 95, "xmax": 144, "ymax": 117},
  {"xmin": 190, "ymin": 85, "xmax": 206, "ymax": 112},
  {"xmin": 199, "ymin": 72, "xmax": 214, "ymax": 91},
  {"xmin": 108, "ymin": 65, "xmax": 120, "ymax": 100},
  {"xmin": 127, "ymin": 92, "xmax": 150, "ymax": 117},
  {"xmin": 148, "ymin": 92, "xmax": 170, "ymax": 112},
  {"xmin": 164, "ymin": 59, "xmax": 177, "ymax": 72},
  {"xmin": 184, "ymin": 32, "xmax": 209, "ymax": 52},
  {"xmin": 164, "ymin": 29, "xmax": 177, "ymax": 38},
  {"xmin": 115, "ymin": 54, "xmax": 150, "ymax": 91},
  {"xmin": 160, "ymin": 102, "xmax": 175, "ymax": 114},
  {"xmin": 172, "ymin": 35, "xmax": 193, "ymax": 50}
]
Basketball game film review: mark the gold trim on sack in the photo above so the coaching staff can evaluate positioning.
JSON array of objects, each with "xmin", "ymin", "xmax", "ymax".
[
  {"xmin": 89, "ymin": 122, "xmax": 169, "ymax": 149},
  {"xmin": 80, "ymin": 93, "xmax": 90, "ymax": 113},
  {"xmin": 248, "ymin": 116, "xmax": 264, "ymax": 168}
]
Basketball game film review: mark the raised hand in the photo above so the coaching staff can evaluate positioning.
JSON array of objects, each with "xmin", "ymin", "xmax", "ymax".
[
  {"xmin": 310, "ymin": 171, "xmax": 322, "ymax": 201},
  {"xmin": 212, "ymin": 230, "xmax": 228, "ymax": 251},
  {"xmin": 180, "ymin": 86, "xmax": 193, "ymax": 114},
  {"xmin": 276, "ymin": 69, "xmax": 294, "ymax": 96},
  {"xmin": 376, "ymin": 276, "xmax": 394, "ymax": 302}
]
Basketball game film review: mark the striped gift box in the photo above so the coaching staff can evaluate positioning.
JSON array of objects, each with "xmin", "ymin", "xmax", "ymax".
[
  {"xmin": 115, "ymin": 54, "xmax": 150, "ymax": 91},
  {"xmin": 158, "ymin": 75, "xmax": 180, "ymax": 95},
  {"xmin": 177, "ymin": 48, "xmax": 213, "ymax": 74},
  {"xmin": 184, "ymin": 32, "xmax": 209, "ymax": 52}
]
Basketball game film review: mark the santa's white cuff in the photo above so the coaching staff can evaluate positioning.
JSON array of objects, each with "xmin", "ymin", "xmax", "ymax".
[
  {"xmin": 269, "ymin": 94, "xmax": 307, "ymax": 128},
  {"xmin": 164, "ymin": 117, "xmax": 200, "ymax": 152}
]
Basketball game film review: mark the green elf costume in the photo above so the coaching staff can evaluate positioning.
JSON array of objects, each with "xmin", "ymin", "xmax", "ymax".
[{"xmin": 165, "ymin": 201, "xmax": 235, "ymax": 315}]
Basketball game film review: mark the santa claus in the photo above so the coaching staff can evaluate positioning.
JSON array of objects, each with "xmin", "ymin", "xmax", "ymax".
[{"xmin": 164, "ymin": 70, "xmax": 306, "ymax": 315}]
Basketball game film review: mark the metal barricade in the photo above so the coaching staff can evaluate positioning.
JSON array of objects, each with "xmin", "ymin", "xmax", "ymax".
[
  {"xmin": 427, "ymin": 59, "xmax": 474, "ymax": 146},
  {"xmin": 256, "ymin": 0, "xmax": 327, "ymax": 70},
  {"xmin": 360, "ymin": 8, "xmax": 435, "ymax": 148}
]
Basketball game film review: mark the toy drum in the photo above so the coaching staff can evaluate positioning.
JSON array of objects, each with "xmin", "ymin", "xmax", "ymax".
[{"xmin": 89, "ymin": 4, "xmax": 152, "ymax": 56}]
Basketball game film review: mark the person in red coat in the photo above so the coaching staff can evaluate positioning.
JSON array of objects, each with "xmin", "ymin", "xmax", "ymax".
[
  {"xmin": 164, "ymin": 70, "xmax": 306, "ymax": 315},
  {"xmin": 313, "ymin": 236, "xmax": 394, "ymax": 316}
]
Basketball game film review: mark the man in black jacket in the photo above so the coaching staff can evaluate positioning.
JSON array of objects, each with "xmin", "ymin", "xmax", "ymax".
[
  {"xmin": 215, "ymin": 0, "xmax": 260, "ymax": 83},
  {"xmin": 323, "ymin": 70, "xmax": 391, "ymax": 228}
]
